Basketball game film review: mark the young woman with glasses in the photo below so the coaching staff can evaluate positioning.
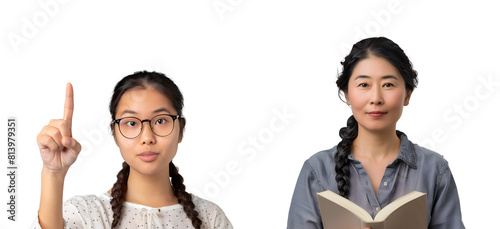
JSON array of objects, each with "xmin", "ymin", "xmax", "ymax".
[
  {"xmin": 287, "ymin": 37, "xmax": 465, "ymax": 229},
  {"xmin": 34, "ymin": 71, "xmax": 233, "ymax": 229}
]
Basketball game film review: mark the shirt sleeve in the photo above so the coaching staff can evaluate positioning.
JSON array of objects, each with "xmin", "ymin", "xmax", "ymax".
[
  {"xmin": 212, "ymin": 206, "xmax": 233, "ymax": 229},
  {"xmin": 29, "ymin": 197, "xmax": 88, "ymax": 229},
  {"xmin": 30, "ymin": 215, "xmax": 43, "ymax": 229},
  {"xmin": 428, "ymin": 161, "xmax": 466, "ymax": 229},
  {"xmin": 63, "ymin": 196, "xmax": 90, "ymax": 229},
  {"xmin": 287, "ymin": 160, "xmax": 324, "ymax": 229},
  {"xmin": 34, "ymin": 196, "xmax": 108, "ymax": 229},
  {"xmin": 203, "ymin": 200, "xmax": 233, "ymax": 229}
]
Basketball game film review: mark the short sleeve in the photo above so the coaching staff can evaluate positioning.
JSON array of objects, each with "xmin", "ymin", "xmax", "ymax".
[
  {"xmin": 428, "ymin": 161, "xmax": 466, "ymax": 229},
  {"xmin": 63, "ymin": 195, "xmax": 109, "ymax": 229},
  {"xmin": 207, "ymin": 202, "xmax": 233, "ymax": 229},
  {"xmin": 193, "ymin": 196, "xmax": 233, "ymax": 229},
  {"xmin": 30, "ymin": 215, "xmax": 43, "ymax": 229},
  {"xmin": 287, "ymin": 160, "xmax": 324, "ymax": 229},
  {"xmin": 29, "ymin": 196, "xmax": 91, "ymax": 229},
  {"xmin": 62, "ymin": 196, "xmax": 92, "ymax": 229}
]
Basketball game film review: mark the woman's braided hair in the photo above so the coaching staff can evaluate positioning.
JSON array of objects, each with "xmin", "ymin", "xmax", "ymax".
[
  {"xmin": 334, "ymin": 37, "xmax": 418, "ymax": 198},
  {"xmin": 109, "ymin": 71, "xmax": 201, "ymax": 228}
]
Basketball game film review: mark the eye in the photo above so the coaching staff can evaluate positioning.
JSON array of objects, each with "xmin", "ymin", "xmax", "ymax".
[
  {"xmin": 358, "ymin": 83, "xmax": 368, "ymax": 88},
  {"xmin": 125, "ymin": 121, "xmax": 138, "ymax": 127},
  {"xmin": 155, "ymin": 118, "xmax": 167, "ymax": 125},
  {"xmin": 383, "ymin": 83, "xmax": 394, "ymax": 87}
]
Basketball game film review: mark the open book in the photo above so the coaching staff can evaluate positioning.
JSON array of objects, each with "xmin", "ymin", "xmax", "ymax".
[{"xmin": 317, "ymin": 190, "xmax": 427, "ymax": 229}]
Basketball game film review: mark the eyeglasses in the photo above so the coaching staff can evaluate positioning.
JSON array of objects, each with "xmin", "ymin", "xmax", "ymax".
[{"xmin": 112, "ymin": 114, "xmax": 180, "ymax": 139}]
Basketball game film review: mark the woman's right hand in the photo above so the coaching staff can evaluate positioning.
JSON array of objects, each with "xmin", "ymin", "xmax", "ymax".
[{"xmin": 37, "ymin": 83, "xmax": 81, "ymax": 174}]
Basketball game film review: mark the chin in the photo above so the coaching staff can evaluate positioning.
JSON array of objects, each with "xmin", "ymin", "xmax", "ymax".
[
  {"xmin": 131, "ymin": 161, "xmax": 168, "ymax": 176},
  {"xmin": 359, "ymin": 122, "xmax": 395, "ymax": 133},
  {"xmin": 138, "ymin": 167, "xmax": 165, "ymax": 176}
]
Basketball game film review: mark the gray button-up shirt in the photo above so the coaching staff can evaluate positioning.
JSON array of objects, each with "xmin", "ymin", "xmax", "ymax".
[{"xmin": 287, "ymin": 132, "xmax": 465, "ymax": 229}]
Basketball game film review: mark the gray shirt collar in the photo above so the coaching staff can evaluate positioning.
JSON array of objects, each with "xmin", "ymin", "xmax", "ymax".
[{"xmin": 347, "ymin": 131, "xmax": 417, "ymax": 169}]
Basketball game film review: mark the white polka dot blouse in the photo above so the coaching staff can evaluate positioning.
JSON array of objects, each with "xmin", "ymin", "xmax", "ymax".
[{"xmin": 32, "ymin": 193, "xmax": 233, "ymax": 229}]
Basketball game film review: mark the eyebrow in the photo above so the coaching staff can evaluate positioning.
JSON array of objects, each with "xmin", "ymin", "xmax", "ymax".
[
  {"xmin": 120, "ymin": 107, "xmax": 172, "ymax": 116},
  {"xmin": 354, "ymin": 75, "xmax": 399, "ymax": 80}
]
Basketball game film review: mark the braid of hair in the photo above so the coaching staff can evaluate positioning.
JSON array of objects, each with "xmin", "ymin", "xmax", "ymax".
[
  {"xmin": 170, "ymin": 162, "xmax": 202, "ymax": 229},
  {"xmin": 110, "ymin": 161, "xmax": 130, "ymax": 228},
  {"xmin": 334, "ymin": 115, "xmax": 358, "ymax": 198}
]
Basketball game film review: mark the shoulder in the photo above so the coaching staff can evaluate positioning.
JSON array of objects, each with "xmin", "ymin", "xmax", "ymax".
[
  {"xmin": 65, "ymin": 193, "xmax": 110, "ymax": 205},
  {"xmin": 61, "ymin": 193, "xmax": 111, "ymax": 227},
  {"xmin": 304, "ymin": 146, "xmax": 337, "ymax": 170},
  {"xmin": 63, "ymin": 193, "xmax": 111, "ymax": 213},
  {"xmin": 192, "ymin": 195, "xmax": 233, "ymax": 228},
  {"xmin": 410, "ymin": 142, "xmax": 451, "ymax": 176},
  {"xmin": 296, "ymin": 146, "xmax": 338, "ymax": 191},
  {"xmin": 192, "ymin": 195, "xmax": 228, "ymax": 217},
  {"xmin": 64, "ymin": 193, "xmax": 107, "ymax": 205}
]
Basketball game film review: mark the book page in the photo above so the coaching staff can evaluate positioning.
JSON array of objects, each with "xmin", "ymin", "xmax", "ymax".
[
  {"xmin": 318, "ymin": 191, "xmax": 373, "ymax": 229},
  {"xmin": 363, "ymin": 221, "xmax": 385, "ymax": 229},
  {"xmin": 318, "ymin": 190, "xmax": 427, "ymax": 229},
  {"xmin": 374, "ymin": 191, "xmax": 427, "ymax": 229}
]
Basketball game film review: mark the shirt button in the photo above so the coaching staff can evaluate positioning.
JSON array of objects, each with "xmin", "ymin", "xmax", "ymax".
[
  {"xmin": 384, "ymin": 182, "xmax": 388, "ymax": 186},
  {"xmin": 376, "ymin": 207, "xmax": 380, "ymax": 211}
]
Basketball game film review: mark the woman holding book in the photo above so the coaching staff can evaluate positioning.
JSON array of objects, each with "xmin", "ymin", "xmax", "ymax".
[
  {"xmin": 34, "ymin": 71, "xmax": 233, "ymax": 229},
  {"xmin": 287, "ymin": 37, "xmax": 465, "ymax": 229}
]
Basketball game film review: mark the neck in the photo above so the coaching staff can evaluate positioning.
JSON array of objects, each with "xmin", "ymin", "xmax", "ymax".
[
  {"xmin": 124, "ymin": 167, "xmax": 178, "ymax": 208},
  {"xmin": 352, "ymin": 126, "xmax": 400, "ymax": 160}
]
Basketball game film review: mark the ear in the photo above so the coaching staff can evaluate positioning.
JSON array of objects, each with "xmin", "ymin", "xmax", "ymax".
[
  {"xmin": 177, "ymin": 118, "xmax": 185, "ymax": 143},
  {"xmin": 110, "ymin": 123, "xmax": 120, "ymax": 146},
  {"xmin": 404, "ymin": 90, "xmax": 413, "ymax": 106},
  {"xmin": 344, "ymin": 91, "xmax": 351, "ymax": 106}
]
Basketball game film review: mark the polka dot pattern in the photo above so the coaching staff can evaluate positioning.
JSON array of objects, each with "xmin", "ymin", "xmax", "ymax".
[{"xmin": 31, "ymin": 193, "xmax": 233, "ymax": 229}]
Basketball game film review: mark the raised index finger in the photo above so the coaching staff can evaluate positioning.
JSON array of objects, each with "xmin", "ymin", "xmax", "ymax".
[{"xmin": 63, "ymin": 83, "xmax": 74, "ymax": 127}]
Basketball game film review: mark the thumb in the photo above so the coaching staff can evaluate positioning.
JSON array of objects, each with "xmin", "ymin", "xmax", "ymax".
[{"xmin": 62, "ymin": 137, "xmax": 82, "ymax": 154}]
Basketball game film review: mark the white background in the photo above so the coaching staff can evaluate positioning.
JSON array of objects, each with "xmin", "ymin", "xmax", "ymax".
[{"xmin": 1, "ymin": 0, "xmax": 499, "ymax": 228}]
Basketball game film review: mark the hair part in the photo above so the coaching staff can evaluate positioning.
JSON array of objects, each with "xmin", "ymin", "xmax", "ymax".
[{"xmin": 334, "ymin": 37, "xmax": 418, "ymax": 198}]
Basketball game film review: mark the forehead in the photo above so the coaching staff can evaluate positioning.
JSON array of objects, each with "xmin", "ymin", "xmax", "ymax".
[
  {"xmin": 116, "ymin": 87, "xmax": 175, "ymax": 117},
  {"xmin": 351, "ymin": 55, "xmax": 402, "ymax": 79}
]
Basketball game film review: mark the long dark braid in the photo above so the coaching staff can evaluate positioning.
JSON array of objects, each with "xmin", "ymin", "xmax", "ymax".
[
  {"xmin": 110, "ymin": 162, "xmax": 130, "ymax": 228},
  {"xmin": 170, "ymin": 162, "xmax": 202, "ymax": 229},
  {"xmin": 334, "ymin": 115, "xmax": 358, "ymax": 198},
  {"xmin": 335, "ymin": 37, "xmax": 418, "ymax": 198}
]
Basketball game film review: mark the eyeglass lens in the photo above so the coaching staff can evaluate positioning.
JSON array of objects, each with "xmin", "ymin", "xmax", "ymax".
[{"xmin": 118, "ymin": 114, "xmax": 175, "ymax": 138}]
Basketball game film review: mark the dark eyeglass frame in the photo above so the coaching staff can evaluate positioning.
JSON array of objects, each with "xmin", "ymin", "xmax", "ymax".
[{"xmin": 112, "ymin": 114, "xmax": 180, "ymax": 139}]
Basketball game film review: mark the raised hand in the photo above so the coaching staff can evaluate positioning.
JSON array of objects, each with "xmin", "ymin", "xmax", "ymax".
[{"xmin": 37, "ymin": 83, "xmax": 82, "ymax": 173}]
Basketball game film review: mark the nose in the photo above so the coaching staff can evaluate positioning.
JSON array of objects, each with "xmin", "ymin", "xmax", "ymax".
[
  {"xmin": 140, "ymin": 121, "xmax": 156, "ymax": 144},
  {"xmin": 369, "ymin": 87, "xmax": 384, "ymax": 105}
]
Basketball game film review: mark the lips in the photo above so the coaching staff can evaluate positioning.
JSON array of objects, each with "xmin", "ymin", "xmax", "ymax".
[
  {"xmin": 137, "ymin": 151, "xmax": 159, "ymax": 162},
  {"xmin": 367, "ymin": 111, "xmax": 387, "ymax": 118}
]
